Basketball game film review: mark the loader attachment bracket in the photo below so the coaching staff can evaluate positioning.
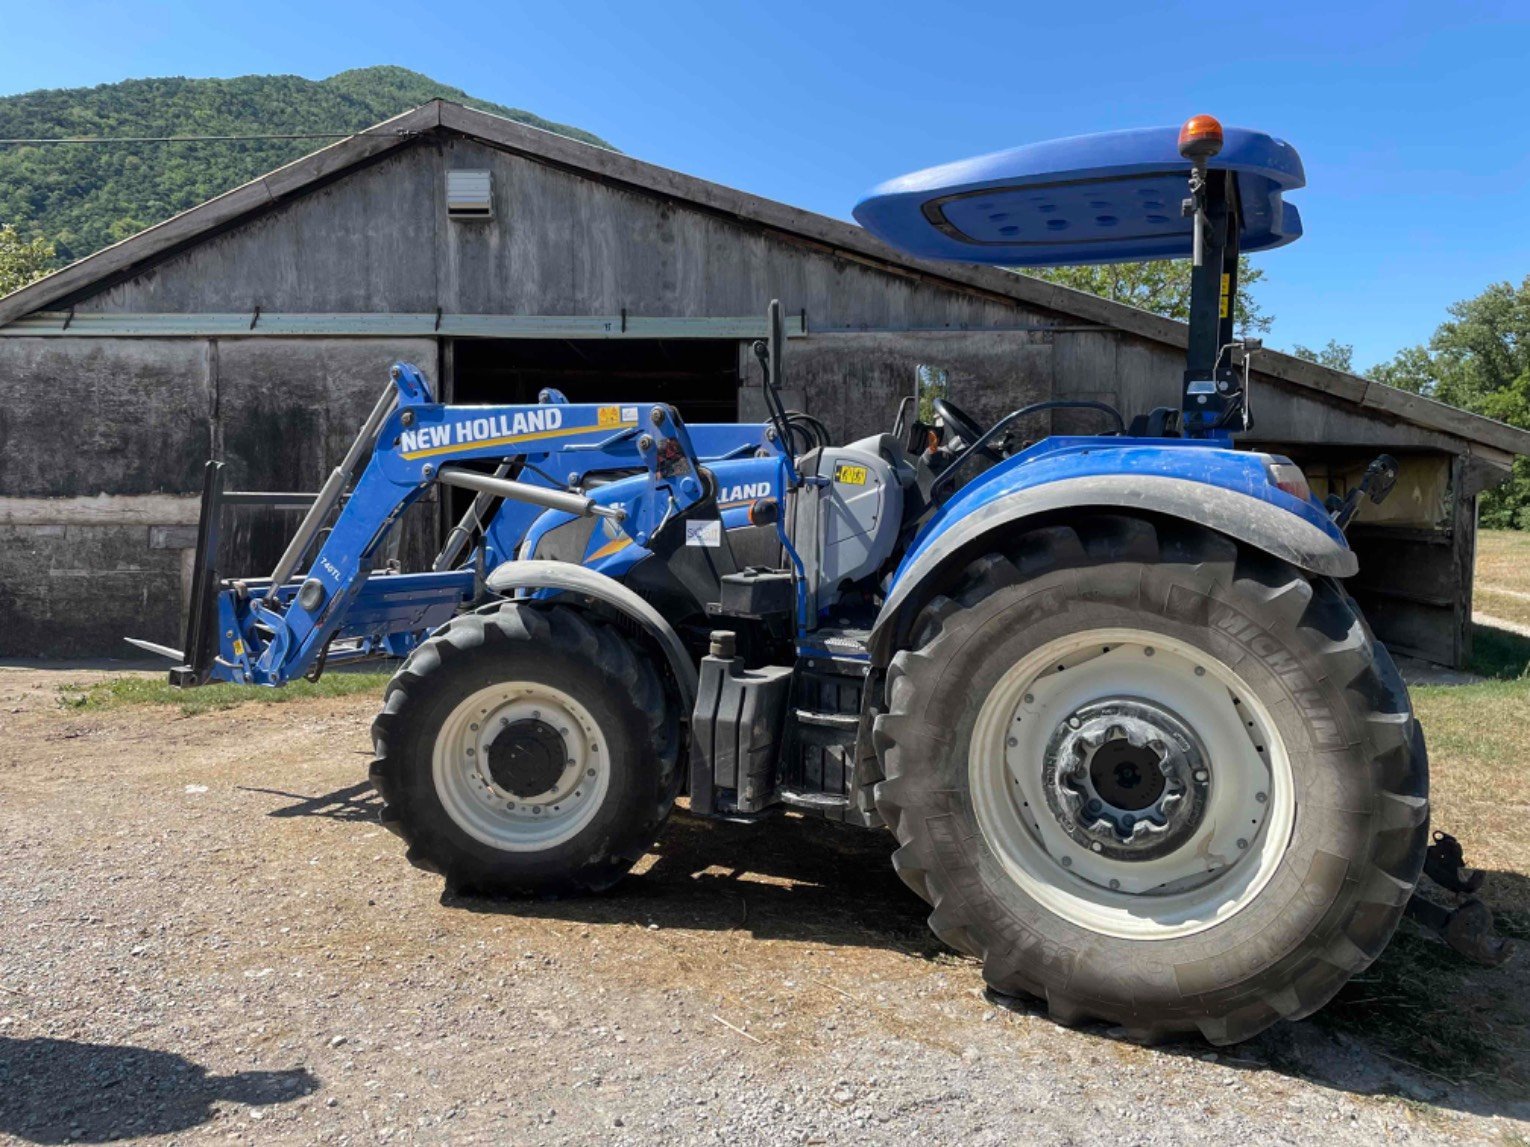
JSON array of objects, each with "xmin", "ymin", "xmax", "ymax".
[{"xmin": 169, "ymin": 459, "xmax": 227, "ymax": 687}]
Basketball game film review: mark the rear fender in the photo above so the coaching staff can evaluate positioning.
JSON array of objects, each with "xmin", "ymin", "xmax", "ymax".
[{"xmin": 868, "ymin": 454, "xmax": 1355, "ymax": 668}]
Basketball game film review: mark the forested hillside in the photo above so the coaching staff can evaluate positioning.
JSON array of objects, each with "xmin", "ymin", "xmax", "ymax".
[{"xmin": 0, "ymin": 66, "xmax": 608, "ymax": 262}]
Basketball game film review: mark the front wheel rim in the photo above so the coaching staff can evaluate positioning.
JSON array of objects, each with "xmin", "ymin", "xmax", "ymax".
[
  {"xmin": 432, "ymin": 682, "xmax": 610, "ymax": 852},
  {"xmin": 968, "ymin": 628, "xmax": 1295, "ymax": 940}
]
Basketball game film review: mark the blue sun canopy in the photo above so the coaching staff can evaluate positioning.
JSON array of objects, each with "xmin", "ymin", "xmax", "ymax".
[{"xmin": 852, "ymin": 125, "xmax": 1304, "ymax": 267}]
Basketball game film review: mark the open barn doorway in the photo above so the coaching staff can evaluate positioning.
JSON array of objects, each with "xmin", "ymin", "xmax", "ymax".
[
  {"xmin": 441, "ymin": 337, "xmax": 742, "ymax": 544},
  {"xmin": 450, "ymin": 338, "xmax": 740, "ymax": 418}
]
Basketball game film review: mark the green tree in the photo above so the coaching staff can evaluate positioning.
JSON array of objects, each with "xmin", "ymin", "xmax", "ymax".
[
  {"xmin": 0, "ymin": 225, "xmax": 53, "ymax": 295},
  {"xmin": 1369, "ymin": 276, "xmax": 1530, "ymax": 527},
  {"xmin": 0, "ymin": 67, "xmax": 611, "ymax": 262},
  {"xmin": 1291, "ymin": 339, "xmax": 1355, "ymax": 373},
  {"xmin": 1019, "ymin": 256, "xmax": 1273, "ymax": 336}
]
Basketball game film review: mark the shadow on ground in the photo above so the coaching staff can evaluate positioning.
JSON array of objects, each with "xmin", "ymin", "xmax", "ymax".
[
  {"xmin": 245, "ymin": 780, "xmax": 382, "ymax": 822},
  {"xmin": 453, "ymin": 808, "xmax": 944, "ymax": 959},
  {"xmin": 286, "ymin": 779, "xmax": 1528, "ymax": 1119},
  {"xmin": 0, "ymin": 1037, "xmax": 317, "ymax": 1144}
]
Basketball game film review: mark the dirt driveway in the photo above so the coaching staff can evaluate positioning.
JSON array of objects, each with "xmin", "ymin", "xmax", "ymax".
[{"xmin": 0, "ymin": 666, "xmax": 1526, "ymax": 1145}]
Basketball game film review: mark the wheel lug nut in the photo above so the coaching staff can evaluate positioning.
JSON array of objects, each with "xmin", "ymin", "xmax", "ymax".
[
  {"xmin": 1108, "ymin": 879, "xmax": 1120, "ymax": 890},
  {"xmin": 1068, "ymin": 716, "xmax": 1081, "ymax": 729},
  {"xmin": 1194, "ymin": 666, "xmax": 1205, "ymax": 676},
  {"xmin": 586, "ymin": 768, "xmax": 596, "ymax": 778},
  {"xmin": 1060, "ymin": 856, "xmax": 1073, "ymax": 868},
  {"xmin": 1090, "ymin": 842, "xmax": 1103, "ymax": 853},
  {"xmin": 1255, "ymin": 792, "xmax": 1267, "ymax": 803},
  {"xmin": 1194, "ymin": 770, "xmax": 1209, "ymax": 783},
  {"xmin": 1236, "ymin": 838, "xmax": 1248, "ymax": 849},
  {"xmin": 1007, "ymin": 737, "xmax": 1018, "ymax": 747},
  {"xmin": 1023, "ymin": 693, "xmax": 1035, "ymax": 704}
]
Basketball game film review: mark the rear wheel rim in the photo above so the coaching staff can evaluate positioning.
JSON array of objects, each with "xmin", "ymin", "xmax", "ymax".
[
  {"xmin": 968, "ymin": 628, "xmax": 1295, "ymax": 940},
  {"xmin": 432, "ymin": 682, "xmax": 610, "ymax": 852}
]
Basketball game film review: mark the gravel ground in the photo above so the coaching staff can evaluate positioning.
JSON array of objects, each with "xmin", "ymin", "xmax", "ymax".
[{"xmin": 0, "ymin": 666, "xmax": 1525, "ymax": 1146}]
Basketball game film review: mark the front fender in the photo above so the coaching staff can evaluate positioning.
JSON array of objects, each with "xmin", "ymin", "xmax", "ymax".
[
  {"xmin": 485, "ymin": 560, "xmax": 698, "ymax": 710},
  {"xmin": 871, "ymin": 440, "xmax": 1354, "ymax": 666}
]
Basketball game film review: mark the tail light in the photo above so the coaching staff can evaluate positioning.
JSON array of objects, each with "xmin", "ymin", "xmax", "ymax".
[{"xmin": 1265, "ymin": 457, "xmax": 1311, "ymax": 502}]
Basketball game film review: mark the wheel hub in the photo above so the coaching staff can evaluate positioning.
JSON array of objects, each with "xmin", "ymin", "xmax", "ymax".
[
  {"xmin": 486, "ymin": 718, "xmax": 568, "ymax": 799},
  {"xmin": 1042, "ymin": 698, "xmax": 1209, "ymax": 862},
  {"xmin": 433, "ymin": 683, "xmax": 609, "ymax": 853}
]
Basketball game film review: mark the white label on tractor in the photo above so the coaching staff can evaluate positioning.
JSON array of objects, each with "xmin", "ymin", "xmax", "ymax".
[
  {"xmin": 719, "ymin": 481, "xmax": 771, "ymax": 505},
  {"xmin": 685, "ymin": 519, "xmax": 722, "ymax": 548},
  {"xmin": 399, "ymin": 407, "xmax": 565, "ymax": 454},
  {"xmin": 622, "ymin": 406, "xmax": 639, "ymax": 423}
]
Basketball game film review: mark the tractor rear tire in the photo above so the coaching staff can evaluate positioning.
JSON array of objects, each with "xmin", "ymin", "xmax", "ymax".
[
  {"xmin": 370, "ymin": 602, "xmax": 680, "ymax": 896},
  {"xmin": 872, "ymin": 514, "xmax": 1428, "ymax": 1044}
]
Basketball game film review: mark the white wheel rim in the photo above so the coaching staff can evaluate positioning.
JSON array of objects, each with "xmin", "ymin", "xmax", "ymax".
[
  {"xmin": 968, "ymin": 628, "xmax": 1295, "ymax": 940},
  {"xmin": 432, "ymin": 682, "xmax": 610, "ymax": 852}
]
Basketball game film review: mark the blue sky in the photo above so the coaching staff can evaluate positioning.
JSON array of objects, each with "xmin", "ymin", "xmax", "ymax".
[{"xmin": 2, "ymin": 0, "xmax": 1526, "ymax": 369}]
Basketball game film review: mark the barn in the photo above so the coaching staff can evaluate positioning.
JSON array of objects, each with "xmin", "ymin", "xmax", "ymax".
[{"xmin": 1, "ymin": 100, "xmax": 1525, "ymax": 668}]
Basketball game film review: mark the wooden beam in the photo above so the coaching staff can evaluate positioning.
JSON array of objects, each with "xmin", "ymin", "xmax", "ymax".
[{"xmin": 0, "ymin": 311, "xmax": 811, "ymax": 339}]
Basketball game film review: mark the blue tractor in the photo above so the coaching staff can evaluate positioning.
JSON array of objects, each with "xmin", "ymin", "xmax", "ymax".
[{"xmin": 150, "ymin": 116, "xmax": 1504, "ymax": 1042}]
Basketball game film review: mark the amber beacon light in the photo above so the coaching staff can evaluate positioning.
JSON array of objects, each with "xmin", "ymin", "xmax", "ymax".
[{"xmin": 1178, "ymin": 114, "xmax": 1225, "ymax": 161}]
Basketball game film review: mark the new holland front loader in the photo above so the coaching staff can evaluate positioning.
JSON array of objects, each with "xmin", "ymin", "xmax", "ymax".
[{"xmin": 143, "ymin": 116, "xmax": 1511, "ymax": 1042}]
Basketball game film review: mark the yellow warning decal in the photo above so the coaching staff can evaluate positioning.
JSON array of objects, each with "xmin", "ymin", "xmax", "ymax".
[
  {"xmin": 834, "ymin": 463, "xmax": 868, "ymax": 486},
  {"xmin": 1219, "ymin": 273, "xmax": 1232, "ymax": 319},
  {"xmin": 597, "ymin": 405, "xmax": 623, "ymax": 427},
  {"xmin": 232, "ymin": 640, "xmax": 245, "ymax": 656}
]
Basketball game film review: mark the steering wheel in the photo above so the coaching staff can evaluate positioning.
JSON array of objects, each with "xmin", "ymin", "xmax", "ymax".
[{"xmin": 932, "ymin": 397, "xmax": 1005, "ymax": 462}]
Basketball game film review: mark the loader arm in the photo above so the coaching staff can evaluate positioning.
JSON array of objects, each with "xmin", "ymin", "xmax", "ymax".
[{"xmin": 177, "ymin": 363, "xmax": 743, "ymax": 687}]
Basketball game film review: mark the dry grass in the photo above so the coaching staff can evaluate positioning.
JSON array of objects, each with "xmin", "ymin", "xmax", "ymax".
[
  {"xmin": 1474, "ymin": 531, "xmax": 1530, "ymax": 630},
  {"xmin": 1475, "ymin": 530, "xmax": 1530, "ymax": 596}
]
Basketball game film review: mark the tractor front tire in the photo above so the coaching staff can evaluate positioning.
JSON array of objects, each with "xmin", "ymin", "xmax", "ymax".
[
  {"xmin": 370, "ymin": 602, "xmax": 680, "ymax": 896},
  {"xmin": 873, "ymin": 515, "xmax": 1428, "ymax": 1044}
]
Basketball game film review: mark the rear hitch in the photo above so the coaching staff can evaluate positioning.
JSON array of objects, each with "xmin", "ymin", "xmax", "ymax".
[{"xmin": 1406, "ymin": 832, "xmax": 1515, "ymax": 967}]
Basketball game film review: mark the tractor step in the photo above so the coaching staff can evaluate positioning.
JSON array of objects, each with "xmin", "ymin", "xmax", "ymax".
[
  {"xmin": 794, "ymin": 708, "xmax": 859, "ymax": 730},
  {"xmin": 778, "ymin": 788, "xmax": 850, "ymax": 811}
]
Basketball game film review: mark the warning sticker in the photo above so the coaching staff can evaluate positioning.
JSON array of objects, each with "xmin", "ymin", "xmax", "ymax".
[
  {"xmin": 598, "ymin": 405, "xmax": 622, "ymax": 427},
  {"xmin": 685, "ymin": 519, "xmax": 722, "ymax": 548},
  {"xmin": 834, "ymin": 463, "xmax": 869, "ymax": 486}
]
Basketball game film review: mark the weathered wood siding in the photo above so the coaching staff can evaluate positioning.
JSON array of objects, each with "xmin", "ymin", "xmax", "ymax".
[{"xmin": 0, "ymin": 134, "xmax": 1499, "ymax": 665}]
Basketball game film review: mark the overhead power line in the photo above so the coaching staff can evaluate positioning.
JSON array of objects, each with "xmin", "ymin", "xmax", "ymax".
[{"xmin": 0, "ymin": 130, "xmax": 420, "ymax": 146}]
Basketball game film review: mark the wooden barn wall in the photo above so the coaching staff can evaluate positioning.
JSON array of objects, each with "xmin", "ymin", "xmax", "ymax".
[
  {"xmin": 0, "ymin": 335, "xmax": 436, "ymax": 657},
  {"xmin": 75, "ymin": 139, "xmax": 1043, "ymax": 332},
  {"xmin": 0, "ymin": 136, "xmax": 1495, "ymax": 664}
]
